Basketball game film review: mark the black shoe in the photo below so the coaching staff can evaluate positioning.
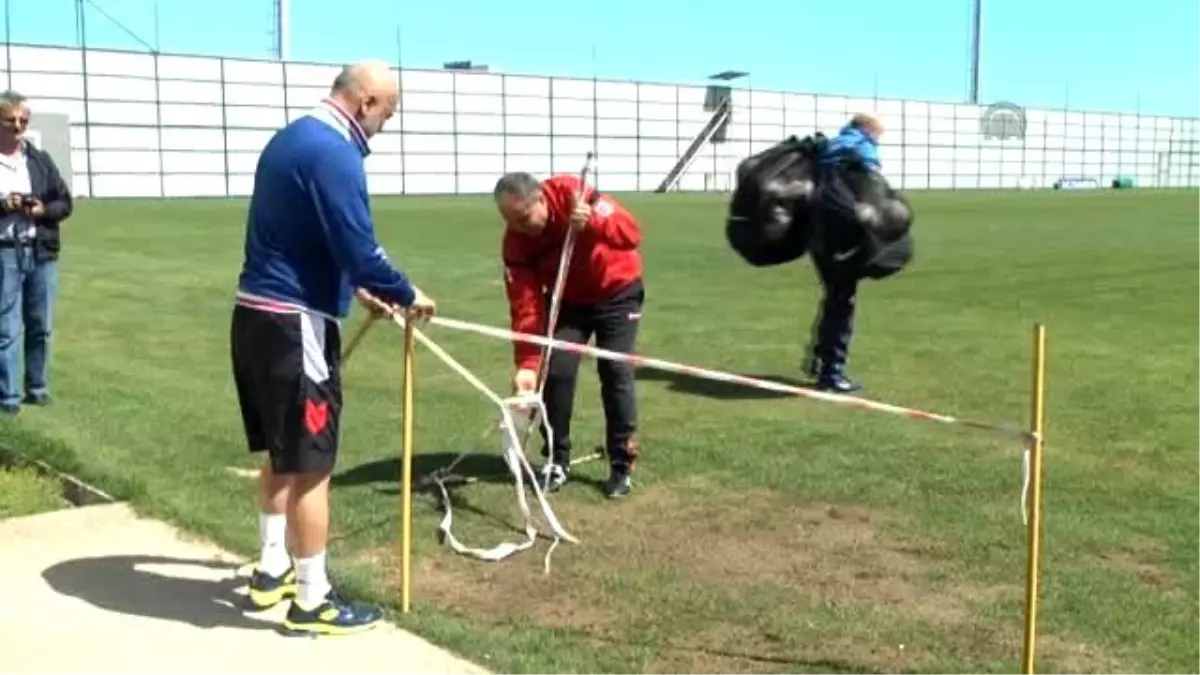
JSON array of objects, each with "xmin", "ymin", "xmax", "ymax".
[
  {"xmin": 804, "ymin": 355, "xmax": 823, "ymax": 378},
  {"xmin": 23, "ymin": 392, "xmax": 51, "ymax": 406},
  {"xmin": 283, "ymin": 589, "xmax": 383, "ymax": 635},
  {"xmin": 816, "ymin": 373, "xmax": 862, "ymax": 394},
  {"xmin": 539, "ymin": 462, "xmax": 570, "ymax": 493},
  {"xmin": 246, "ymin": 563, "xmax": 298, "ymax": 610},
  {"xmin": 0, "ymin": 403, "xmax": 18, "ymax": 416},
  {"xmin": 602, "ymin": 466, "xmax": 632, "ymax": 499}
]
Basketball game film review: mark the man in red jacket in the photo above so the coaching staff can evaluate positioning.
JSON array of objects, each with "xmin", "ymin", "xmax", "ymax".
[{"xmin": 494, "ymin": 171, "xmax": 644, "ymax": 499}]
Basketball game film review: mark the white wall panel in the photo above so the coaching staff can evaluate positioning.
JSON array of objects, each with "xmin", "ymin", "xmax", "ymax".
[
  {"xmin": 507, "ymin": 115, "xmax": 550, "ymax": 135},
  {"xmin": 226, "ymin": 152, "xmax": 260, "ymax": 174},
  {"xmin": 407, "ymin": 154, "xmax": 456, "ymax": 174},
  {"xmin": 226, "ymin": 130, "xmax": 274, "ymax": 152},
  {"xmin": 9, "ymin": 45, "xmax": 1194, "ymax": 197},
  {"xmin": 88, "ymin": 51, "xmax": 156, "ymax": 77},
  {"xmin": 600, "ymin": 173, "xmax": 637, "ymax": 192},
  {"xmin": 597, "ymin": 118, "xmax": 637, "ymax": 136},
  {"xmin": 87, "ymin": 75, "xmax": 157, "ymax": 102},
  {"xmin": 158, "ymin": 80, "xmax": 223, "ymax": 104},
  {"xmin": 160, "ymin": 103, "xmax": 223, "ymax": 127},
  {"xmin": 158, "ymin": 55, "xmax": 222, "ymax": 81},
  {"xmin": 366, "ymin": 154, "xmax": 404, "ymax": 174},
  {"xmin": 456, "ymin": 113, "xmax": 504, "ymax": 134},
  {"xmin": 162, "ymin": 151, "xmax": 225, "ymax": 174},
  {"xmin": 366, "ymin": 174, "xmax": 404, "ymax": 195},
  {"xmin": 405, "ymin": 174, "xmax": 456, "ymax": 194},
  {"xmin": 92, "ymin": 173, "xmax": 159, "ymax": 197},
  {"xmin": 14, "ymin": 72, "xmax": 82, "ymax": 98},
  {"xmin": 228, "ymin": 174, "xmax": 256, "ymax": 196},
  {"xmin": 12, "ymin": 46, "xmax": 81, "ymax": 72},
  {"xmin": 164, "ymin": 174, "xmax": 226, "ymax": 197}
]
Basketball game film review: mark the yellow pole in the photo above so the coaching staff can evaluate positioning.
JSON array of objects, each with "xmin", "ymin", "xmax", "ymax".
[
  {"xmin": 399, "ymin": 317, "xmax": 415, "ymax": 614},
  {"xmin": 1021, "ymin": 323, "xmax": 1048, "ymax": 674},
  {"xmin": 341, "ymin": 315, "xmax": 378, "ymax": 363}
]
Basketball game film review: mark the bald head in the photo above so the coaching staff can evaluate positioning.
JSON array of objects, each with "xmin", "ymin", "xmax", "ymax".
[{"xmin": 329, "ymin": 59, "xmax": 399, "ymax": 138}]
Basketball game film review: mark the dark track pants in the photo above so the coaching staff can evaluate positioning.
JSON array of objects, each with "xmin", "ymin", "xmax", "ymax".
[
  {"xmin": 809, "ymin": 252, "xmax": 860, "ymax": 378},
  {"xmin": 540, "ymin": 279, "xmax": 644, "ymax": 469}
]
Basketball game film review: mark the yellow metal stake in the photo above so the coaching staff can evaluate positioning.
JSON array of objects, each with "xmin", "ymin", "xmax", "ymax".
[
  {"xmin": 1022, "ymin": 323, "xmax": 1048, "ymax": 674},
  {"xmin": 399, "ymin": 317, "xmax": 416, "ymax": 614}
]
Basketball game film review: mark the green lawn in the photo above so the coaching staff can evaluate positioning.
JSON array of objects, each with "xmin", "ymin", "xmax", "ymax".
[
  {"xmin": 0, "ymin": 449, "xmax": 64, "ymax": 518},
  {"xmin": 2, "ymin": 188, "xmax": 1196, "ymax": 673}
]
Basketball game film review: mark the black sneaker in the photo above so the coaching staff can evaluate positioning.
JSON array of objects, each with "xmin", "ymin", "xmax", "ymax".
[
  {"xmin": 602, "ymin": 466, "xmax": 632, "ymax": 499},
  {"xmin": 816, "ymin": 373, "xmax": 862, "ymax": 394},
  {"xmin": 283, "ymin": 589, "xmax": 383, "ymax": 635},
  {"xmin": 246, "ymin": 563, "xmax": 298, "ymax": 611},
  {"xmin": 540, "ymin": 463, "xmax": 570, "ymax": 493},
  {"xmin": 23, "ymin": 392, "xmax": 51, "ymax": 406}
]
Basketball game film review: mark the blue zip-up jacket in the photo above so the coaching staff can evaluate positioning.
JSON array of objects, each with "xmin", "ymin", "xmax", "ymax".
[
  {"xmin": 236, "ymin": 102, "xmax": 416, "ymax": 318},
  {"xmin": 820, "ymin": 123, "xmax": 881, "ymax": 172}
]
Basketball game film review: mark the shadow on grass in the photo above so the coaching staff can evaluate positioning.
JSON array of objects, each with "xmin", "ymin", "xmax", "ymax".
[
  {"xmin": 588, "ymin": 634, "xmax": 907, "ymax": 667},
  {"xmin": 41, "ymin": 554, "xmax": 278, "ymax": 631},
  {"xmin": 333, "ymin": 453, "xmax": 538, "ymax": 538},
  {"xmin": 637, "ymin": 369, "xmax": 812, "ymax": 400},
  {"xmin": 643, "ymin": 642, "xmax": 887, "ymax": 674}
]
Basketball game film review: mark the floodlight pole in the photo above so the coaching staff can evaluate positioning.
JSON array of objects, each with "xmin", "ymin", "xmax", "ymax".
[
  {"xmin": 969, "ymin": 0, "xmax": 982, "ymax": 103},
  {"xmin": 276, "ymin": 0, "xmax": 290, "ymax": 61}
]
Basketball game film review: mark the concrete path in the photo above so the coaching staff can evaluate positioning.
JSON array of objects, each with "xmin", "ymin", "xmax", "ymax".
[{"xmin": 0, "ymin": 503, "xmax": 488, "ymax": 675}]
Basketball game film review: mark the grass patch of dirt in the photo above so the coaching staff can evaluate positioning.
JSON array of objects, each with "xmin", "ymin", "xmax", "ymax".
[{"xmin": 347, "ymin": 481, "xmax": 1125, "ymax": 673}]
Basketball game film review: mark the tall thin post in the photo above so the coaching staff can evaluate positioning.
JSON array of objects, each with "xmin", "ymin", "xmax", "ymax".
[
  {"xmin": 399, "ymin": 319, "xmax": 416, "ymax": 614},
  {"xmin": 969, "ymin": 0, "xmax": 982, "ymax": 103},
  {"xmin": 77, "ymin": 0, "xmax": 93, "ymax": 197},
  {"xmin": 1021, "ymin": 323, "xmax": 1048, "ymax": 674},
  {"xmin": 4, "ymin": 0, "xmax": 12, "ymax": 89},
  {"xmin": 277, "ymin": 0, "xmax": 290, "ymax": 61}
]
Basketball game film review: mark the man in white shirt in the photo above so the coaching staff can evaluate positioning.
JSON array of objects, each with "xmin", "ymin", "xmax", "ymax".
[{"xmin": 0, "ymin": 91, "xmax": 74, "ymax": 415}]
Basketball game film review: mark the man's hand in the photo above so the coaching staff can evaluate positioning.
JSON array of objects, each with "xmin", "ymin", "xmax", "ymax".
[
  {"xmin": 568, "ymin": 199, "xmax": 591, "ymax": 233},
  {"xmin": 511, "ymin": 368, "xmax": 538, "ymax": 395},
  {"xmin": 355, "ymin": 288, "xmax": 394, "ymax": 319},
  {"xmin": 27, "ymin": 200, "xmax": 44, "ymax": 218},
  {"xmin": 404, "ymin": 286, "xmax": 436, "ymax": 321}
]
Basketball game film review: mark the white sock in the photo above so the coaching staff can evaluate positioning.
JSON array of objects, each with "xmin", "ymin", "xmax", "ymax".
[
  {"xmin": 258, "ymin": 512, "xmax": 291, "ymax": 576},
  {"xmin": 296, "ymin": 551, "xmax": 331, "ymax": 610}
]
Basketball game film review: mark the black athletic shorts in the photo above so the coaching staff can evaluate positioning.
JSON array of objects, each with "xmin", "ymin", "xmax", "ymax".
[{"xmin": 230, "ymin": 303, "xmax": 343, "ymax": 475}]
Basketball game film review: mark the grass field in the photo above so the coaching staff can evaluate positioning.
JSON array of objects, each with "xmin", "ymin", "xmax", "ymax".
[
  {"xmin": 1, "ymin": 188, "xmax": 1196, "ymax": 673},
  {"xmin": 0, "ymin": 448, "xmax": 64, "ymax": 518}
]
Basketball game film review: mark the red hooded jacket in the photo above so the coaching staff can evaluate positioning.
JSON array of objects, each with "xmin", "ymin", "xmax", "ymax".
[{"xmin": 502, "ymin": 174, "xmax": 643, "ymax": 372}]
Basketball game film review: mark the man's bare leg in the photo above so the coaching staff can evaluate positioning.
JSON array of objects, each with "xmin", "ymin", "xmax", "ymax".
[
  {"xmin": 288, "ymin": 470, "xmax": 332, "ymax": 609},
  {"xmin": 257, "ymin": 463, "xmax": 292, "ymax": 576},
  {"xmin": 246, "ymin": 462, "xmax": 299, "ymax": 611}
]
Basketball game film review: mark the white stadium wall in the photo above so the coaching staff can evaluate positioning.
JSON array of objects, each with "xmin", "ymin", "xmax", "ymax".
[{"xmin": 5, "ymin": 42, "xmax": 1198, "ymax": 199}]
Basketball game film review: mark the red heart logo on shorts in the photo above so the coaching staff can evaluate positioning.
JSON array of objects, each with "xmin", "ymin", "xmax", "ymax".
[{"xmin": 305, "ymin": 399, "xmax": 329, "ymax": 436}]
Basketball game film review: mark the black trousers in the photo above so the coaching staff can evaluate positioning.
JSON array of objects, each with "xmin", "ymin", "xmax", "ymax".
[
  {"xmin": 809, "ymin": 252, "xmax": 860, "ymax": 378},
  {"xmin": 540, "ymin": 279, "xmax": 644, "ymax": 469}
]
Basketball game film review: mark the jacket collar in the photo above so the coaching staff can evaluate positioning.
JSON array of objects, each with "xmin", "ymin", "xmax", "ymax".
[{"xmin": 312, "ymin": 98, "xmax": 371, "ymax": 157}]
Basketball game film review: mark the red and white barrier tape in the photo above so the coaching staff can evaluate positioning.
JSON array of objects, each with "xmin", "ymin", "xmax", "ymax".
[
  {"xmin": 423, "ymin": 315, "xmax": 1035, "ymax": 442},
  {"xmin": 395, "ymin": 312, "xmax": 1039, "ymax": 535}
]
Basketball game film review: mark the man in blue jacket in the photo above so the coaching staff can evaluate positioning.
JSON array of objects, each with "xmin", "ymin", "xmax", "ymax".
[
  {"xmin": 804, "ymin": 113, "xmax": 884, "ymax": 394},
  {"xmin": 230, "ymin": 60, "xmax": 435, "ymax": 635}
]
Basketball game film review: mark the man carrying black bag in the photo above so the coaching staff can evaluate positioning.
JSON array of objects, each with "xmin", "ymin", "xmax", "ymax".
[{"xmin": 804, "ymin": 113, "xmax": 913, "ymax": 394}]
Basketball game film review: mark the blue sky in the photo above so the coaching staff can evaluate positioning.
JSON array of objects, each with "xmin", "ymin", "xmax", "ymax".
[{"xmin": 9, "ymin": 0, "xmax": 1200, "ymax": 117}]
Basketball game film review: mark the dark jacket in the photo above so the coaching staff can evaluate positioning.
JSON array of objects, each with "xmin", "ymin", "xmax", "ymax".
[{"xmin": 24, "ymin": 142, "xmax": 73, "ymax": 262}]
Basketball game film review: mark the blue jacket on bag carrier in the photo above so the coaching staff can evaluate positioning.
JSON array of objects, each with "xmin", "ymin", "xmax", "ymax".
[{"xmin": 725, "ymin": 124, "xmax": 916, "ymax": 281}]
